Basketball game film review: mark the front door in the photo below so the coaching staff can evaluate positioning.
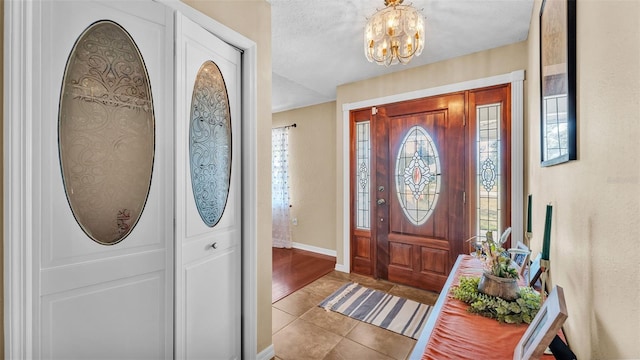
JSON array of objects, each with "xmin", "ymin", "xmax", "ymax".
[
  {"xmin": 350, "ymin": 86, "xmax": 512, "ymax": 292},
  {"xmin": 35, "ymin": 1, "xmax": 174, "ymax": 358},
  {"xmin": 373, "ymin": 94, "xmax": 466, "ymax": 292},
  {"xmin": 174, "ymin": 13, "xmax": 243, "ymax": 360}
]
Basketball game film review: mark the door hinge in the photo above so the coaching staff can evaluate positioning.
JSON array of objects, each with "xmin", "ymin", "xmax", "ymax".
[
  {"xmin": 463, "ymin": 114, "xmax": 466, "ymax": 126},
  {"xmin": 463, "ymin": 191, "xmax": 466, "ymax": 204},
  {"xmin": 372, "ymin": 106, "xmax": 378, "ymax": 115}
]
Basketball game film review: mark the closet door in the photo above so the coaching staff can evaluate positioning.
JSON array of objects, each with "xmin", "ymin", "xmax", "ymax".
[
  {"xmin": 174, "ymin": 12, "xmax": 243, "ymax": 359},
  {"xmin": 35, "ymin": 1, "xmax": 174, "ymax": 358}
]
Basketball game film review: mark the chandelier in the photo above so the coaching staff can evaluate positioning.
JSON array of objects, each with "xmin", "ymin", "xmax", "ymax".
[{"xmin": 364, "ymin": 0, "xmax": 425, "ymax": 66}]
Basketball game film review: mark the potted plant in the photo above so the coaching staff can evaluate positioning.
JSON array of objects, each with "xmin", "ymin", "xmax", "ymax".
[{"xmin": 476, "ymin": 228, "xmax": 520, "ymax": 300}]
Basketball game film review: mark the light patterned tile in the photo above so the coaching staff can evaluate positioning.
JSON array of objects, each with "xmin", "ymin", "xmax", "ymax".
[
  {"xmin": 345, "ymin": 322, "xmax": 416, "ymax": 360},
  {"xmin": 273, "ymin": 319, "xmax": 342, "ymax": 360},
  {"xmin": 273, "ymin": 289, "xmax": 325, "ymax": 317},
  {"xmin": 273, "ymin": 307, "xmax": 297, "ymax": 334},
  {"xmin": 300, "ymin": 306, "xmax": 359, "ymax": 337},
  {"xmin": 387, "ymin": 284, "xmax": 440, "ymax": 306},
  {"xmin": 303, "ymin": 276, "xmax": 349, "ymax": 299},
  {"xmin": 324, "ymin": 337, "xmax": 394, "ymax": 360}
]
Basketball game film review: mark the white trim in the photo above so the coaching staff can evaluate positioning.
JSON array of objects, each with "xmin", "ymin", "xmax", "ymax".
[
  {"xmin": 292, "ymin": 242, "xmax": 337, "ymax": 258},
  {"xmin": 4, "ymin": 0, "xmax": 34, "ymax": 358},
  {"xmin": 342, "ymin": 71, "xmax": 525, "ymax": 113},
  {"xmin": 334, "ymin": 263, "xmax": 350, "ymax": 273},
  {"xmin": 239, "ymin": 33, "xmax": 259, "ymax": 360},
  {"xmin": 511, "ymin": 73, "xmax": 525, "ymax": 247},
  {"xmin": 338, "ymin": 108, "xmax": 351, "ymax": 273},
  {"xmin": 256, "ymin": 344, "xmax": 275, "ymax": 360},
  {"xmin": 340, "ymin": 70, "xmax": 526, "ymax": 274}
]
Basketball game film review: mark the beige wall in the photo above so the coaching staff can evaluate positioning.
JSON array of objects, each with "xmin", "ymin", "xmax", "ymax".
[
  {"xmin": 526, "ymin": 1, "xmax": 640, "ymax": 358},
  {"xmin": 180, "ymin": 0, "xmax": 273, "ymax": 354},
  {"xmin": 334, "ymin": 41, "xmax": 528, "ymax": 265},
  {"xmin": 273, "ymin": 102, "xmax": 337, "ymax": 252}
]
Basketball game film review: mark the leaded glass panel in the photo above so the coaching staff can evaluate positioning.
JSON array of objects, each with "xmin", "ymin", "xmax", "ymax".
[
  {"xmin": 355, "ymin": 121, "xmax": 370, "ymax": 230},
  {"xmin": 189, "ymin": 61, "xmax": 232, "ymax": 227},
  {"xmin": 58, "ymin": 21, "xmax": 155, "ymax": 245},
  {"xmin": 395, "ymin": 126, "xmax": 441, "ymax": 226},
  {"xmin": 476, "ymin": 103, "xmax": 501, "ymax": 242}
]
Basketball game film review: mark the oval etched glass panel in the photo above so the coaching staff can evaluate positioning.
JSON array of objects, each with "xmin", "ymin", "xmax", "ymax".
[
  {"xmin": 59, "ymin": 21, "xmax": 155, "ymax": 245},
  {"xmin": 189, "ymin": 61, "xmax": 232, "ymax": 227},
  {"xmin": 395, "ymin": 126, "xmax": 441, "ymax": 226}
]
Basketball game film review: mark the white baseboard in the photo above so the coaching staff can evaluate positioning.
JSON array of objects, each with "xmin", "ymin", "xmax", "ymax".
[
  {"xmin": 334, "ymin": 263, "xmax": 349, "ymax": 273},
  {"xmin": 256, "ymin": 344, "xmax": 275, "ymax": 360},
  {"xmin": 292, "ymin": 242, "xmax": 337, "ymax": 258}
]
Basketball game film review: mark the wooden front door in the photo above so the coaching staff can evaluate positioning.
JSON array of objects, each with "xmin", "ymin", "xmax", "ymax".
[
  {"xmin": 350, "ymin": 86, "xmax": 511, "ymax": 293},
  {"xmin": 373, "ymin": 94, "xmax": 466, "ymax": 292}
]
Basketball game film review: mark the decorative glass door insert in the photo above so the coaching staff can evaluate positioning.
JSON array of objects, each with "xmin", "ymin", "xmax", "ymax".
[
  {"xmin": 394, "ymin": 125, "xmax": 441, "ymax": 226},
  {"xmin": 189, "ymin": 60, "xmax": 232, "ymax": 227},
  {"xmin": 355, "ymin": 121, "xmax": 371, "ymax": 230},
  {"xmin": 476, "ymin": 103, "xmax": 502, "ymax": 242},
  {"xmin": 58, "ymin": 21, "xmax": 155, "ymax": 245}
]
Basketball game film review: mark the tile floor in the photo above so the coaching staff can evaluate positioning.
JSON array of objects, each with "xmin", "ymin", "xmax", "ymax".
[{"xmin": 272, "ymin": 271, "xmax": 440, "ymax": 360}]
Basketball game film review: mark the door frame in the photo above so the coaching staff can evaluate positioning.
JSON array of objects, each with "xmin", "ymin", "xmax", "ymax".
[
  {"xmin": 3, "ymin": 1, "xmax": 259, "ymax": 358},
  {"xmin": 340, "ymin": 71, "xmax": 525, "ymax": 274}
]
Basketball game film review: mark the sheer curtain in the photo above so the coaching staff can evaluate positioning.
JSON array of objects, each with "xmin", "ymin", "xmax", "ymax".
[{"xmin": 272, "ymin": 127, "xmax": 292, "ymax": 248}]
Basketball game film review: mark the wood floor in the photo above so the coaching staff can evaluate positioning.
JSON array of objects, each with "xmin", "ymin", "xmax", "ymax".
[{"xmin": 272, "ymin": 247, "xmax": 336, "ymax": 303}]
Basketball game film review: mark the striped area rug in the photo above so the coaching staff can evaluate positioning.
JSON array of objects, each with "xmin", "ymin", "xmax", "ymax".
[{"xmin": 318, "ymin": 282, "xmax": 432, "ymax": 339}]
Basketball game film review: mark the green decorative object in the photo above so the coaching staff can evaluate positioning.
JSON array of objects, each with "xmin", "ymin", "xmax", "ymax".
[{"xmin": 451, "ymin": 276, "xmax": 541, "ymax": 324}]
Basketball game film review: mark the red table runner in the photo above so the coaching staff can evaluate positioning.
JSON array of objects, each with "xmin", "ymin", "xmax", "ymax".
[{"xmin": 419, "ymin": 255, "xmax": 554, "ymax": 360}]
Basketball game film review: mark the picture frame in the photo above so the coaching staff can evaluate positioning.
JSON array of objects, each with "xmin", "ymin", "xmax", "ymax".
[
  {"xmin": 539, "ymin": 0, "xmax": 577, "ymax": 166},
  {"xmin": 528, "ymin": 253, "xmax": 543, "ymax": 288},
  {"xmin": 509, "ymin": 241, "xmax": 531, "ymax": 276},
  {"xmin": 513, "ymin": 286, "xmax": 568, "ymax": 359}
]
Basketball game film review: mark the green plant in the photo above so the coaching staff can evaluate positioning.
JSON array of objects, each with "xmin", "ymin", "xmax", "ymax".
[
  {"xmin": 451, "ymin": 276, "xmax": 541, "ymax": 324},
  {"xmin": 478, "ymin": 228, "xmax": 519, "ymax": 279}
]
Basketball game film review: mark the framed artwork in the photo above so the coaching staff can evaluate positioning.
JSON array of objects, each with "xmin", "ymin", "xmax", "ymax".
[
  {"xmin": 514, "ymin": 286, "xmax": 568, "ymax": 359},
  {"xmin": 509, "ymin": 241, "xmax": 531, "ymax": 276},
  {"xmin": 539, "ymin": 0, "xmax": 577, "ymax": 166}
]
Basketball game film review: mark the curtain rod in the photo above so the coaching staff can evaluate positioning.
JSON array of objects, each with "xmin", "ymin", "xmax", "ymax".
[{"xmin": 272, "ymin": 123, "xmax": 297, "ymax": 130}]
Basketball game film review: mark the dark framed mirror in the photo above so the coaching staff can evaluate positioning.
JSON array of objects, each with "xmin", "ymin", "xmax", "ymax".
[{"xmin": 539, "ymin": 0, "xmax": 577, "ymax": 166}]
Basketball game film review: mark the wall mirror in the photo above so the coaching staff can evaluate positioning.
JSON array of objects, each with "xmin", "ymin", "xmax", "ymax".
[{"xmin": 539, "ymin": 0, "xmax": 577, "ymax": 166}]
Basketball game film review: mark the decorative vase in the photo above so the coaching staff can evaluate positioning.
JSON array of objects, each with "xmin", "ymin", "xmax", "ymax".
[{"xmin": 477, "ymin": 272, "xmax": 519, "ymax": 301}]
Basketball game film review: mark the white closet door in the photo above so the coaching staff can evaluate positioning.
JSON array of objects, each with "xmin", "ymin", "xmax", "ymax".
[
  {"xmin": 35, "ymin": 1, "xmax": 174, "ymax": 358},
  {"xmin": 174, "ymin": 12, "xmax": 243, "ymax": 360}
]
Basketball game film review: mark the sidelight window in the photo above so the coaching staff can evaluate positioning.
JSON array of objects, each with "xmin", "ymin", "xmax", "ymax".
[
  {"xmin": 476, "ymin": 103, "xmax": 502, "ymax": 242},
  {"xmin": 355, "ymin": 121, "xmax": 371, "ymax": 230}
]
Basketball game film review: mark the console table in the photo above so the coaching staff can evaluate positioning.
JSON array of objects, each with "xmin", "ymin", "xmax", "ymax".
[{"xmin": 409, "ymin": 254, "xmax": 554, "ymax": 359}]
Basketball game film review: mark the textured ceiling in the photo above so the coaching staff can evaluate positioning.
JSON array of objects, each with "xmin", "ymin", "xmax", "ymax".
[{"xmin": 271, "ymin": 0, "xmax": 534, "ymax": 113}]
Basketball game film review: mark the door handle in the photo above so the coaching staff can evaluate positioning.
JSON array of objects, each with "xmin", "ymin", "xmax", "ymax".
[
  {"xmin": 211, "ymin": 242, "xmax": 217, "ymax": 249},
  {"xmin": 377, "ymin": 198, "xmax": 386, "ymax": 205}
]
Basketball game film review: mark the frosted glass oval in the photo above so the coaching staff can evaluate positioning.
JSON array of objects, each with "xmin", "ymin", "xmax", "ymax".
[
  {"xmin": 59, "ymin": 21, "xmax": 155, "ymax": 245},
  {"xmin": 189, "ymin": 61, "xmax": 232, "ymax": 227},
  {"xmin": 395, "ymin": 126, "xmax": 441, "ymax": 226}
]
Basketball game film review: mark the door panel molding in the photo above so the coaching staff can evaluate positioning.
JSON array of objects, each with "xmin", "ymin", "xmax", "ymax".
[
  {"xmin": 342, "ymin": 71, "xmax": 525, "ymax": 275},
  {"xmin": 175, "ymin": 11, "xmax": 242, "ymax": 358},
  {"xmin": 4, "ymin": 1, "xmax": 260, "ymax": 358}
]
